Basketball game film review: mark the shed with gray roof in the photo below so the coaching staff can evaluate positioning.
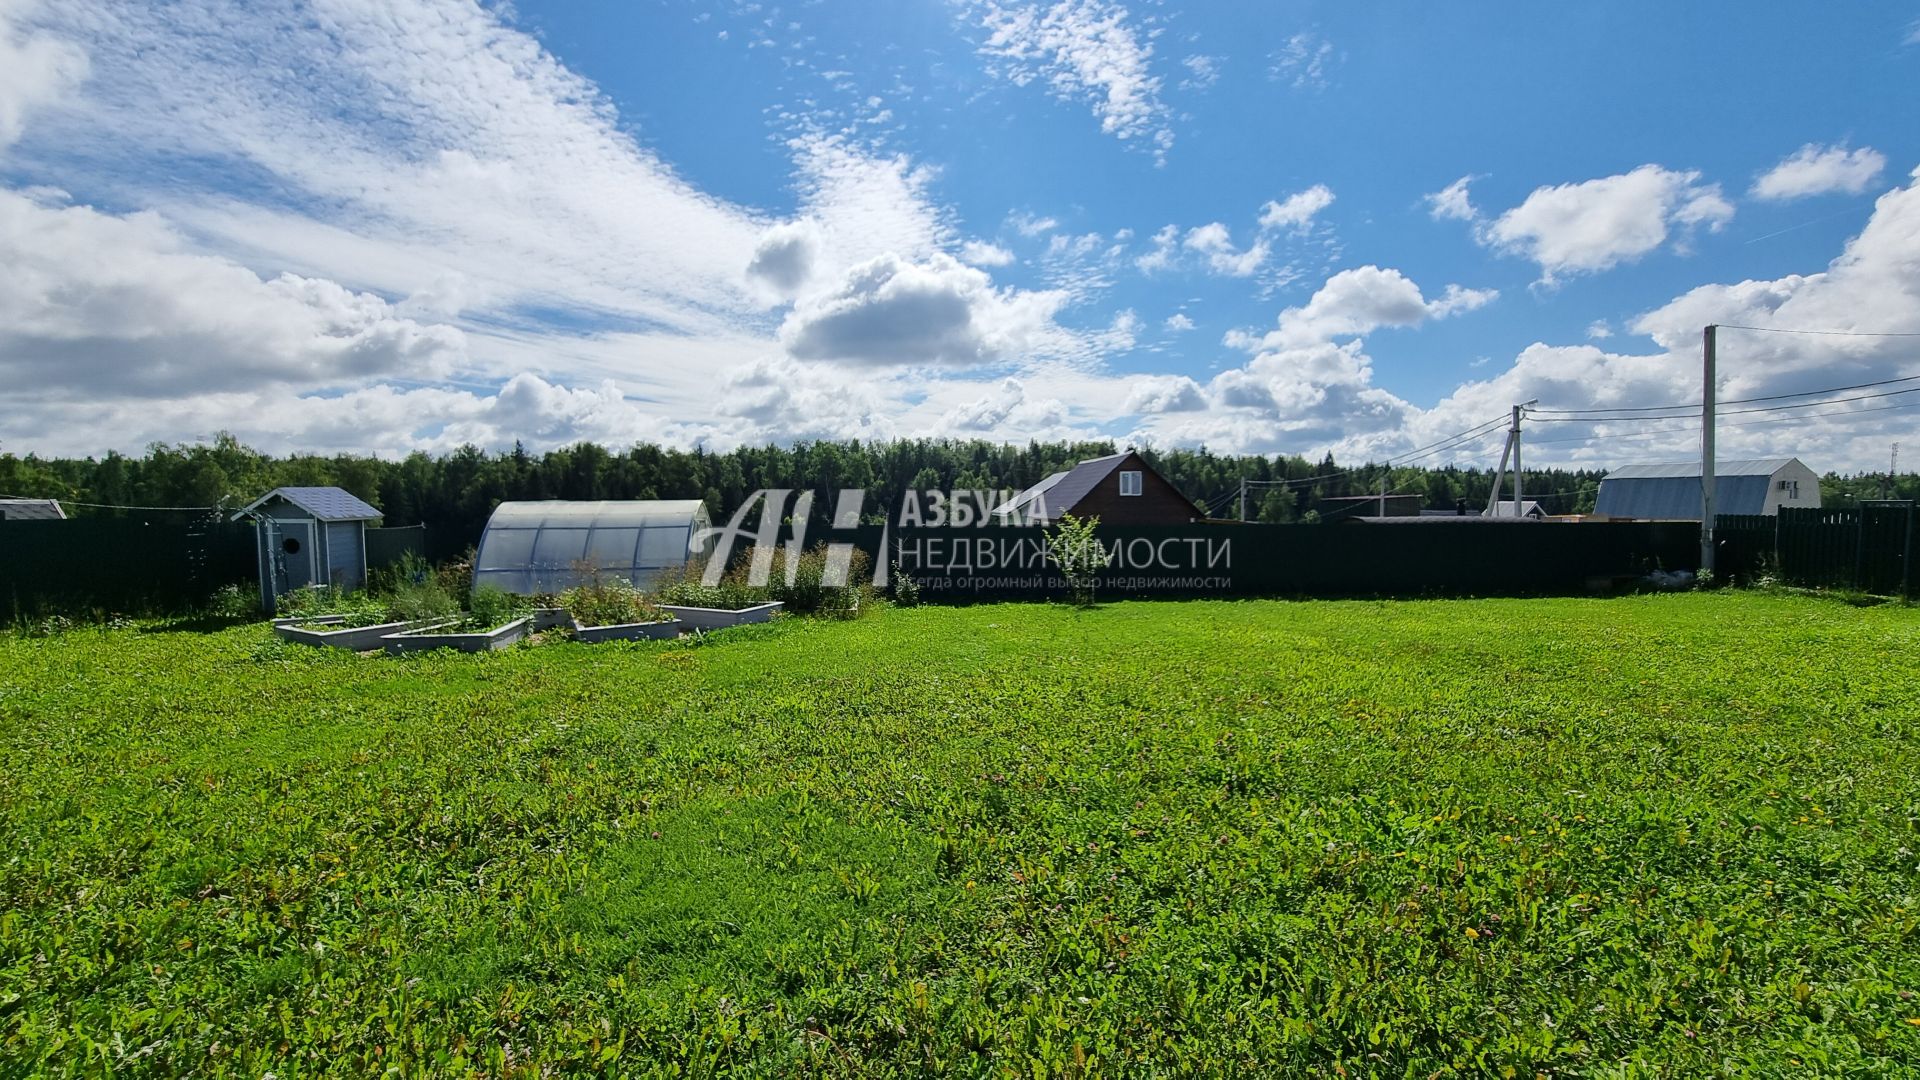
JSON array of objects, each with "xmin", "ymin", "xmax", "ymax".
[
  {"xmin": 1594, "ymin": 458, "xmax": 1820, "ymax": 520},
  {"xmin": 992, "ymin": 450, "xmax": 1205, "ymax": 526},
  {"xmin": 233, "ymin": 486, "xmax": 384, "ymax": 609}
]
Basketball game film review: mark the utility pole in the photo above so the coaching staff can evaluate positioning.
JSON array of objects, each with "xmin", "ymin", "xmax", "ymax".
[
  {"xmin": 1888, "ymin": 443, "xmax": 1899, "ymax": 500},
  {"xmin": 1239, "ymin": 477, "xmax": 1248, "ymax": 522},
  {"xmin": 1378, "ymin": 471, "xmax": 1387, "ymax": 517},
  {"xmin": 1510, "ymin": 404, "xmax": 1525, "ymax": 517},
  {"xmin": 1700, "ymin": 324, "xmax": 1717, "ymax": 575}
]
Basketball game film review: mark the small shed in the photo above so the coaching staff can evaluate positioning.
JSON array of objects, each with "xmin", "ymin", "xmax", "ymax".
[
  {"xmin": 0, "ymin": 498, "xmax": 67, "ymax": 521},
  {"xmin": 473, "ymin": 500, "xmax": 712, "ymax": 595},
  {"xmin": 1595, "ymin": 458, "xmax": 1821, "ymax": 519},
  {"xmin": 234, "ymin": 486, "xmax": 383, "ymax": 609},
  {"xmin": 992, "ymin": 450, "xmax": 1205, "ymax": 526},
  {"xmin": 1485, "ymin": 499, "xmax": 1547, "ymax": 520}
]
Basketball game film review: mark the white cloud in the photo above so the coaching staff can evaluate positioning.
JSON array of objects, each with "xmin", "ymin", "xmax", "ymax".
[
  {"xmin": 1425, "ymin": 175, "xmax": 1479, "ymax": 222},
  {"xmin": 0, "ymin": 0, "xmax": 87, "ymax": 150},
  {"xmin": 779, "ymin": 251, "xmax": 1070, "ymax": 368},
  {"xmin": 1233, "ymin": 265, "xmax": 1497, "ymax": 351},
  {"xmin": 0, "ymin": 188, "xmax": 464, "ymax": 397},
  {"xmin": 1134, "ymin": 223, "xmax": 1180, "ymax": 273},
  {"xmin": 976, "ymin": 0, "xmax": 1173, "ymax": 159},
  {"xmin": 1163, "ymin": 312, "xmax": 1195, "ymax": 332},
  {"xmin": 1123, "ymin": 374, "xmax": 1206, "ymax": 414},
  {"xmin": 960, "ymin": 239, "xmax": 1016, "ymax": 267},
  {"xmin": 939, "ymin": 376, "xmax": 1070, "ymax": 433},
  {"xmin": 1481, "ymin": 165, "xmax": 1734, "ymax": 282},
  {"xmin": 746, "ymin": 219, "xmax": 823, "ymax": 300},
  {"xmin": 1179, "ymin": 54, "xmax": 1221, "ymax": 90},
  {"xmin": 1269, "ymin": 33, "xmax": 1335, "ymax": 90},
  {"xmin": 1009, "ymin": 211, "xmax": 1060, "ymax": 236},
  {"xmin": 1751, "ymin": 143, "xmax": 1887, "ymax": 201},
  {"xmin": 1259, "ymin": 184, "xmax": 1335, "ymax": 232},
  {"xmin": 1906, "ymin": 19, "xmax": 1920, "ymax": 45},
  {"xmin": 1586, "ymin": 319, "xmax": 1613, "ymax": 340},
  {"xmin": 1182, "ymin": 222, "xmax": 1269, "ymax": 277}
]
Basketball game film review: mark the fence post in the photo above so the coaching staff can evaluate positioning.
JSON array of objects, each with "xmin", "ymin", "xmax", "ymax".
[{"xmin": 1902, "ymin": 503, "xmax": 1914, "ymax": 599}]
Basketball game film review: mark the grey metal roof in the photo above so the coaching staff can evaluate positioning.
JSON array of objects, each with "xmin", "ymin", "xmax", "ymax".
[
  {"xmin": 1486, "ymin": 500, "xmax": 1545, "ymax": 518},
  {"xmin": 0, "ymin": 498, "xmax": 67, "ymax": 521},
  {"xmin": 239, "ymin": 486, "xmax": 383, "ymax": 521},
  {"xmin": 1595, "ymin": 457, "xmax": 1810, "ymax": 519},
  {"xmin": 996, "ymin": 452, "xmax": 1131, "ymax": 522},
  {"xmin": 1603, "ymin": 458, "xmax": 1796, "ymax": 480}
]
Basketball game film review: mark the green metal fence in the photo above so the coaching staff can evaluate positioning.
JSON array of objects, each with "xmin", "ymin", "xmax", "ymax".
[
  {"xmin": 365, "ymin": 524, "xmax": 427, "ymax": 573},
  {"xmin": 1715, "ymin": 503, "xmax": 1916, "ymax": 596},
  {"xmin": 0, "ymin": 517, "xmax": 257, "ymax": 617}
]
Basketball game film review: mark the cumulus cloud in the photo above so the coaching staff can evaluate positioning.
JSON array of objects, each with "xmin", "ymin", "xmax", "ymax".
[
  {"xmin": 0, "ymin": 188, "xmax": 464, "ymax": 397},
  {"xmin": 1182, "ymin": 222, "xmax": 1269, "ymax": 277},
  {"xmin": 976, "ymin": 0, "xmax": 1173, "ymax": 159},
  {"xmin": 939, "ymin": 376, "xmax": 1069, "ymax": 433},
  {"xmin": 746, "ymin": 219, "xmax": 822, "ymax": 300},
  {"xmin": 779, "ymin": 252, "xmax": 1070, "ymax": 368},
  {"xmin": 1231, "ymin": 265, "xmax": 1497, "ymax": 351},
  {"xmin": 1163, "ymin": 312, "xmax": 1195, "ymax": 332},
  {"xmin": 959, "ymin": 239, "xmax": 1016, "ymax": 267},
  {"xmin": 1481, "ymin": 165, "xmax": 1734, "ymax": 282},
  {"xmin": 1123, "ymin": 374, "xmax": 1206, "ymax": 414},
  {"xmin": 1259, "ymin": 184, "xmax": 1335, "ymax": 232},
  {"xmin": 1751, "ymin": 143, "xmax": 1887, "ymax": 201},
  {"xmin": 1425, "ymin": 175, "xmax": 1479, "ymax": 222}
]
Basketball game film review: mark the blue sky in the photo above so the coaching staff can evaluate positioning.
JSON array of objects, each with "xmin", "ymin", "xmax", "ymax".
[{"xmin": 2, "ymin": 0, "xmax": 1918, "ymax": 471}]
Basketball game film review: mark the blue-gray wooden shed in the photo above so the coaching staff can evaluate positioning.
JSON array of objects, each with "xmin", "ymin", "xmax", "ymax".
[
  {"xmin": 1594, "ymin": 458, "xmax": 1821, "ymax": 520},
  {"xmin": 233, "ymin": 486, "xmax": 383, "ymax": 609}
]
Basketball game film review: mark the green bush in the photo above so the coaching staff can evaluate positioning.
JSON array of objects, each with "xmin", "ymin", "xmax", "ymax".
[
  {"xmin": 464, "ymin": 585, "xmax": 530, "ymax": 630},
  {"xmin": 652, "ymin": 559, "xmax": 770, "ymax": 611},
  {"xmin": 767, "ymin": 543, "xmax": 874, "ymax": 619},
  {"xmin": 561, "ymin": 575, "xmax": 668, "ymax": 628}
]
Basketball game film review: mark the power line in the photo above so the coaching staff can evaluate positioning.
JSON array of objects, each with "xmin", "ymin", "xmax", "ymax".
[
  {"xmin": 1526, "ymin": 398, "xmax": 1920, "ymax": 446},
  {"xmin": 0, "ymin": 492, "xmax": 223, "ymax": 512},
  {"xmin": 1717, "ymin": 324, "xmax": 1920, "ymax": 338},
  {"xmin": 1533, "ymin": 371, "xmax": 1920, "ymax": 417},
  {"xmin": 1540, "ymin": 383, "xmax": 1920, "ymax": 423}
]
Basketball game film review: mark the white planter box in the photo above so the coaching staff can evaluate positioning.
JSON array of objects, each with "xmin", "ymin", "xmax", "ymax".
[
  {"xmin": 275, "ymin": 615, "xmax": 416, "ymax": 651},
  {"xmin": 656, "ymin": 601, "xmax": 784, "ymax": 631},
  {"xmin": 531, "ymin": 607, "xmax": 574, "ymax": 631},
  {"xmin": 382, "ymin": 617, "xmax": 530, "ymax": 654},
  {"xmin": 570, "ymin": 617, "xmax": 682, "ymax": 643}
]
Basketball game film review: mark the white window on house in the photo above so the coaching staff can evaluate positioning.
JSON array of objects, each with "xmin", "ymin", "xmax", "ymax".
[
  {"xmin": 1779, "ymin": 479, "xmax": 1799, "ymax": 498},
  {"xmin": 1119, "ymin": 470, "xmax": 1143, "ymax": 496}
]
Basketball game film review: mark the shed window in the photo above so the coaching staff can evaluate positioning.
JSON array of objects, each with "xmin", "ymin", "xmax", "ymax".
[
  {"xmin": 1119, "ymin": 470, "xmax": 1143, "ymax": 496},
  {"xmin": 281, "ymin": 536, "xmax": 302, "ymax": 555}
]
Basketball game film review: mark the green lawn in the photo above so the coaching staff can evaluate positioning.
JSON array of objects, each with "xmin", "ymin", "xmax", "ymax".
[{"xmin": 3, "ymin": 594, "xmax": 1919, "ymax": 1075}]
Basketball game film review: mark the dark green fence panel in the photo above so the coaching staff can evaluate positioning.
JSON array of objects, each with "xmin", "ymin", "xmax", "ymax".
[
  {"xmin": 366, "ymin": 525, "xmax": 427, "ymax": 572},
  {"xmin": 0, "ymin": 518, "xmax": 257, "ymax": 616},
  {"xmin": 849, "ymin": 520, "xmax": 1699, "ymax": 600}
]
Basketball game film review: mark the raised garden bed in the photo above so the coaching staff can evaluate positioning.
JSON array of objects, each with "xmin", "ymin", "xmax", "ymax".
[
  {"xmin": 530, "ymin": 607, "xmax": 574, "ymax": 632},
  {"xmin": 273, "ymin": 614, "xmax": 418, "ymax": 651},
  {"xmin": 656, "ymin": 600, "xmax": 784, "ymax": 632},
  {"xmin": 570, "ymin": 616, "xmax": 682, "ymax": 643},
  {"xmin": 381, "ymin": 617, "xmax": 530, "ymax": 655}
]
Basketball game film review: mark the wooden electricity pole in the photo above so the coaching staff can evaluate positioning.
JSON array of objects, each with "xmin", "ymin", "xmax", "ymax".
[{"xmin": 1700, "ymin": 324, "xmax": 1717, "ymax": 575}]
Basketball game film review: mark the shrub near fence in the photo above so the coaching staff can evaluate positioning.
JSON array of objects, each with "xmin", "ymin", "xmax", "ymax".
[{"xmin": 0, "ymin": 517, "xmax": 257, "ymax": 617}]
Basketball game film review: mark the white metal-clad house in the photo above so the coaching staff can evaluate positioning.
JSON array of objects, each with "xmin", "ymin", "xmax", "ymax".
[
  {"xmin": 1594, "ymin": 458, "xmax": 1822, "ymax": 520},
  {"xmin": 472, "ymin": 500, "xmax": 712, "ymax": 595},
  {"xmin": 0, "ymin": 498, "xmax": 67, "ymax": 521},
  {"xmin": 234, "ymin": 487, "xmax": 384, "ymax": 609}
]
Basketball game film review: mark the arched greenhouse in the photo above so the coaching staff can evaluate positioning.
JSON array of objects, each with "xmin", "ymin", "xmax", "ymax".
[{"xmin": 472, "ymin": 500, "xmax": 712, "ymax": 595}]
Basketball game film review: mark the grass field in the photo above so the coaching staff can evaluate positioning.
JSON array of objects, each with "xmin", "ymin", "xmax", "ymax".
[{"xmin": 3, "ymin": 593, "xmax": 1920, "ymax": 1075}]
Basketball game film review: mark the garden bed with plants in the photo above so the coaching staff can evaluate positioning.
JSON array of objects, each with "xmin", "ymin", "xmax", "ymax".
[
  {"xmin": 381, "ymin": 586, "xmax": 534, "ymax": 654},
  {"xmin": 560, "ymin": 575, "xmax": 681, "ymax": 643}
]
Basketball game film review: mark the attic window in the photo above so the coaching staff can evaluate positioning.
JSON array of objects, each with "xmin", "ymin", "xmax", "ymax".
[
  {"xmin": 1778, "ymin": 479, "xmax": 1798, "ymax": 497},
  {"xmin": 1119, "ymin": 470, "xmax": 1143, "ymax": 496}
]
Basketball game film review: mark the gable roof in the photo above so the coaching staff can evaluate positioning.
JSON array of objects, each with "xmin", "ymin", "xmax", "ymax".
[
  {"xmin": 1486, "ymin": 499, "xmax": 1545, "ymax": 518},
  {"xmin": 235, "ymin": 486, "xmax": 382, "ymax": 522},
  {"xmin": 995, "ymin": 451, "xmax": 1132, "ymax": 522},
  {"xmin": 1603, "ymin": 458, "xmax": 1800, "ymax": 480},
  {"xmin": 0, "ymin": 498, "xmax": 67, "ymax": 521}
]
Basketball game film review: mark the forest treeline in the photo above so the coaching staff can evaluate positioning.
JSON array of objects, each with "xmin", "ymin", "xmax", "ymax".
[{"xmin": 1, "ymin": 435, "xmax": 1908, "ymax": 550}]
